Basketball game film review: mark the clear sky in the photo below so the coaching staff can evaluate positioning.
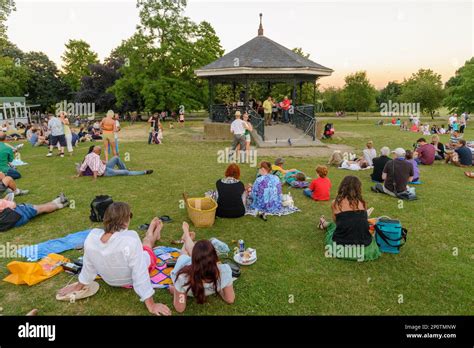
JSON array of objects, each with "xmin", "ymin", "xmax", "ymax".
[{"xmin": 6, "ymin": 0, "xmax": 473, "ymax": 89}]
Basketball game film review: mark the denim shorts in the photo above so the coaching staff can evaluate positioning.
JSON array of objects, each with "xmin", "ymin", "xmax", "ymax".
[{"xmin": 14, "ymin": 204, "xmax": 38, "ymax": 227}]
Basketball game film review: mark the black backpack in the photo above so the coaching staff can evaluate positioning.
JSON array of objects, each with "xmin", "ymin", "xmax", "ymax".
[
  {"xmin": 0, "ymin": 208, "xmax": 22, "ymax": 232},
  {"xmin": 90, "ymin": 195, "xmax": 113, "ymax": 222}
]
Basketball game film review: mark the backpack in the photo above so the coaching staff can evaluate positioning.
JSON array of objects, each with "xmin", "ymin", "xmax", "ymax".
[
  {"xmin": 375, "ymin": 217, "xmax": 407, "ymax": 254},
  {"xmin": 89, "ymin": 195, "xmax": 113, "ymax": 222},
  {"xmin": 0, "ymin": 208, "xmax": 22, "ymax": 232}
]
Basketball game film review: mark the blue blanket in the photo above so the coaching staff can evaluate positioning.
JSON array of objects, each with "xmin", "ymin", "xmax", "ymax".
[{"xmin": 17, "ymin": 230, "xmax": 92, "ymax": 261}]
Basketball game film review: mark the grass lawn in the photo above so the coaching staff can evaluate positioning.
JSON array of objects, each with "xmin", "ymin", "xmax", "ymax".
[{"xmin": 0, "ymin": 119, "xmax": 472, "ymax": 316}]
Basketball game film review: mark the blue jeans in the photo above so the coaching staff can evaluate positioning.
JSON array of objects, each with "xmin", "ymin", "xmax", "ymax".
[
  {"xmin": 7, "ymin": 168, "xmax": 21, "ymax": 179},
  {"xmin": 303, "ymin": 188, "xmax": 313, "ymax": 198},
  {"xmin": 104, "ymin": 157, "xmax": 146, "ymax": 176}
]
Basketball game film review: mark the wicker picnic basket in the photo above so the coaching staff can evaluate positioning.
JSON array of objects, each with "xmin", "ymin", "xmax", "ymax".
[{"xmin": 183, "ymin": 193, "xmax": 217, "ymax": 228}]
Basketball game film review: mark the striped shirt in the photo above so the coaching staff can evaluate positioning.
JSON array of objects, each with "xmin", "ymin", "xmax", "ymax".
[{"xmin": 80, "ymin": 152, "xmax": 106, "ymax": 176}]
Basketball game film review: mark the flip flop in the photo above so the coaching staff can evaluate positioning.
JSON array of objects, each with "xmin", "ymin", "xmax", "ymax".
[
  {"xmin": 159, "ymin": 215, "xmax": 173, "ymax": 223},
  {"xmin": 138, "ymin": 224, "xmax": 150, "ymax": 231},
  {"xmin": 318, "ymin": 216, "xmax": 326, "ymax": 230},
  {"xmin": 56, "ymin": 281, "xmax": 100, "ymax": 302}
]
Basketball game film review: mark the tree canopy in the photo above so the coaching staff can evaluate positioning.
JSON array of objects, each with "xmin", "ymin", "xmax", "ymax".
[
  {"xmin": 444, "ymin": 57, "xmax": 474, "ymax": 114},
  {"xmin": 61, "ymin": 39, "xmax": 99, "ymax": 92}
]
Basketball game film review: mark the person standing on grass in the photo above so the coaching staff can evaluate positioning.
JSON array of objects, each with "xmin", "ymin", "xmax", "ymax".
[
  {"xmin": 169, "ymin": 221, "xmax": 234, "ymax": 313},
  {"xmin": 100, "ymin": 110, "xmax": 118, "ymax": 162},
  {"xmin": 229, "ymin": 111, "xmax": 247, "ymax": 160},
  {"xmin": 59, "ymin": 112, "xmax": 73, "ymax": 156},
  {"xmin": 0, "ymin": 132, "xmax": 21, "ymax": 179},
  {"xmin": 57, "ymin": 203, "xmax": 172, "ymax": 316},
  {"xmin": 46, "ymin": 113, "xmax": 66, "ymax": 158},
  {"xmin": 77, "ymin": 146, "xmax": 153, "ymax": 180},
  {"xmin": 148, "ymin": 113, "xmax": 160, "ymax": 145}
]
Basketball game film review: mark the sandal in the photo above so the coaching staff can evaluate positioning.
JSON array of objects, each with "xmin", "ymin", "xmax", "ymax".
[
  {"xmin": 159, "ymin": 215, "xmax": 173, "ymax": 223},
  {"xmin": 318, "ymin": 216, "xmax": 326, "ymax": 230},
  {"xmin": 138, "ymin": 224, "xmax": 150, "ymax": 231}
]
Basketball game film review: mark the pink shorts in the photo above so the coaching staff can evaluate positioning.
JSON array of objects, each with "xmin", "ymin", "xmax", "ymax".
[{"xmin": 143, "ymin": 246, "xmax": 157, "ymax": 272}]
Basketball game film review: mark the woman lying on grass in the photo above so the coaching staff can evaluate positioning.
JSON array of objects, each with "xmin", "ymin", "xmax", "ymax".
[
  {"xmin": 169, "ymin": 222, "xmax": 235, "ymax": 313},
  {"xmin": 57, "ymin": 202, "xmax": 171, "ymax": 316},
  {"xmin": 318, "ymin": 176, "xmax": 380, "ymax": 262}
]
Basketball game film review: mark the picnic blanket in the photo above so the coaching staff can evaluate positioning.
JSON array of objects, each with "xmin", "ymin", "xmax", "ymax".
[
  {"xmin": 17, "ymin": 230, "xmax": 92, "ymax": 261},
  {"xmin": 150, "ymin": 246, "xmax": 181, "ymax": 289},
  {"xmin": 245, "ymin": 205, "xmax": 300, "ymax": 217}
]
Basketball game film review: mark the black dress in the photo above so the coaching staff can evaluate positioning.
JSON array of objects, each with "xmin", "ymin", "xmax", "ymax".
[
  {"xmin": 216, "ymin": 179, "xmax": 245, "ymax": 218},
  {"xmin": 333, "ymin": 210, "xmax": 372, "ymax": 247}
]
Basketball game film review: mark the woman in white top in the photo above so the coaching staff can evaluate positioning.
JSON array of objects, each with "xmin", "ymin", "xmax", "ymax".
[
  {"xmin": 169, "ymin": 222, "xmax": 235, "ymax": 313},
  {"xmin": 362, "ymin": 141, "xmax": 377, "ymax": 167},
  {"xmin": 57, "ymin": 202, "xmax": 171, "ymax": 316},
  {"xmin": 59, "ymin": 112, "xmax": 73, "ymax": 155}
]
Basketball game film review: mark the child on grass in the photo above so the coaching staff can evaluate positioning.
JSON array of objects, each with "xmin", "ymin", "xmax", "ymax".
[{"xmin": 303, "ymin": 165, "xmax": 331, "ymax": 201}]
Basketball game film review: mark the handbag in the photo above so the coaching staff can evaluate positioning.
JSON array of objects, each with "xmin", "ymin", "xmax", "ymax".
[{"xmin": 375, "ymin": 217, "xmax": 408, "ymax": 254}]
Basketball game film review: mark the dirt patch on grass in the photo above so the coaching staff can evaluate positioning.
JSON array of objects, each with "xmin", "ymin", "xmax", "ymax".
[{"xmin": 257, "ymin": 144, "xmax": 354, "ymax": 159}]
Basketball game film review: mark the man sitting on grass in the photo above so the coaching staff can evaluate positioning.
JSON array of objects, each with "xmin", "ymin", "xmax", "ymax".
[
  {"xmin": 57, "ymin": 202, "xmax": 172, "ymax": 316},
  {"xmin": 0, "ymin": 193, "xmax": 69, "ymax": 231},
  {"xmin": 0, "ymin": 172, "xmax": 28, "ymax": 197},
  {"xmin": 76, "ymin": 145, "xmax": 153, "ymax": 180},
  {"xmin": 370, "ymin": 147, "xmax": 391, "ymax": 182},
  {"xmin": 0, "ymin": 132, "xmax": 22, "ymax": 179},
  {"xmin": 371, "ymin": 148, "xmax": 414, "ymax": 198},
  {"xmin": 445, "ymin": 139, "xmax": 473, "ymax": 167}
]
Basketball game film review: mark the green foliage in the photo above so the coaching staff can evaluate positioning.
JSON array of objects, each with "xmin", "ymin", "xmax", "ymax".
[
  {"xmin": 321, "ymin": 87, "xmax": 345, "ymax": 112},
  {"xmin": 110, "ymin": 0, "xmax": 223, "ymax": 112},
  {"xmin": 0, "ymin": 55, "xmax": 28, "ymax": 96},
  {"xmin": 0, "ymin": 0, "xmax": 15, "ymax": 39},
  {"xmin": 444, "ymin": 57, "xmax": 474, "ymax": 113},
  {"xmin": 399, "ymin": 69, "xmax": 444, "ymax": 117},
  {"xmin": 342, "ymin": 71, "xmax": 377, "ymax": 113},
  {"xmin": 61, "ymin": 39, "xmax": 99, "ymax": 92},
  {"xmin": 376, "ymin": 81, "xmax": 402, "ymax": 106},
  {"xmin": 22, "ymin": 51, "xmax": 70, "ymax": 111}
]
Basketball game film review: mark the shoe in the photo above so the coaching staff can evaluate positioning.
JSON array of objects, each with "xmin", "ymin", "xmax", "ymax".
[
  {"xmin": 46, "ymin": 152, "xmax": 52, "ymax": 157},
  {"xmin": 14, "ymin": 189, "xmax": 29, "ymax": 196},
  {"xmin": 15, "ymin": 144, "xmax": 24, "ymax": 151},
  {"xmin": 5, "ymin": 192, "xmax": 15, "ymax": 202},
  {"xmin": 145, "ymin": 170, "xmax": 153, "ymax": 175},
  {"xmin": 57, "ymin": 192, "xmax": 69, "ymax": 206},
  {"xmin": 60, "ymin": 153, "xmax": 64, "ymax": 158}
]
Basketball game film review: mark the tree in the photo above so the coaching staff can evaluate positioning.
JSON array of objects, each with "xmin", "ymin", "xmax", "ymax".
[
  {"xmin": 61, "ymin": 39, "xmax": 99, "ymax": 92},
  {"xmin": 22, "ymin": 51, "xmax": 69, "ymax": 111},
  {"xmin": 342, "ymin": 71, "xmax": 377, "ymax": 118},
  {"xmin": 321, "ymin": 87, "xmax": 345, "ymax": 112},
  {"xmin": 399, "ymin": 69, "xmax": 444, "ymax": 119},
  {"xmin": 0, "ymin": 0, "xmax": 15, "ymax": 39},
  {"xmin": 110, "ymin": 0, "xmax": 223, "ymax": 112},
  {"xmin": 0, "ymin": 55, "xmax": 29, "ymax": 96},
  {"xmin": 377, "ymin": 81, "xmax": 402, "ymax": 106},
  {"xmin": 76, "ymin": 56, "xmax": 122, "ymax": 112},
  {"xmin": 444, "ymin": 57, "xmax": 474, "ymax": 114}
]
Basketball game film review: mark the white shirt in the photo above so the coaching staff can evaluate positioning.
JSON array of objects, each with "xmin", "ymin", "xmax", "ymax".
[
  {"xmin": 363, "ymin": 148, "xmax": 377, "ymax": 167},
  {"xmin": 449, "ymin": 116, "xmax": 456, "ymax": 125},
  {"xmin": 230, "ymin": 119, "xmax": 246, "ymax": 135},
  {"xmin": 78, "ymin": 228, "xmax": 154, "ymax": 302}
]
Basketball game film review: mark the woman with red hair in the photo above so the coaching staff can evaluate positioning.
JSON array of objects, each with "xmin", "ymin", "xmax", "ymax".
[{"xmin": 215, "ymin": 163, "xmax": 246, "ymax": 218}]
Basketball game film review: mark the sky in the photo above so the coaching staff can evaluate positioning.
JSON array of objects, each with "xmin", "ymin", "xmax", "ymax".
[{"xmin": 5, "ymin": 0, "xmax": 474, "ymax": 89}]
